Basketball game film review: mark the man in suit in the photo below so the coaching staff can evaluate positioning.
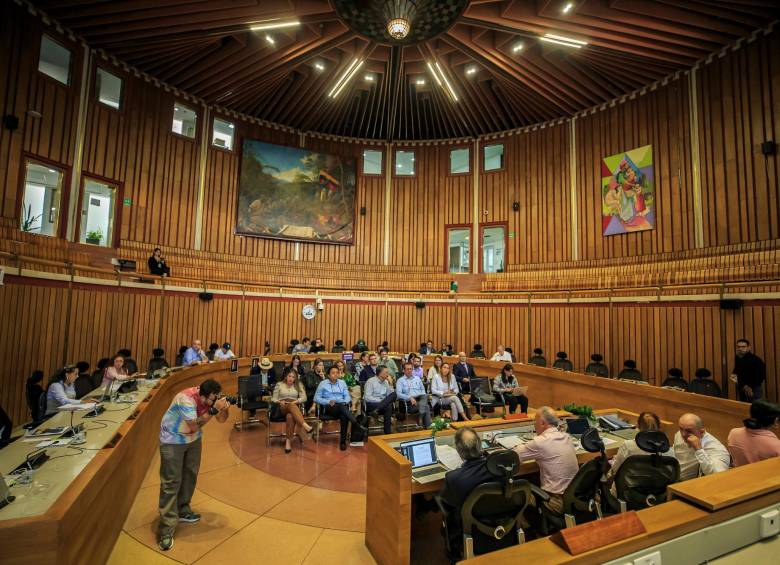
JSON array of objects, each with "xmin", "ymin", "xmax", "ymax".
[
  {"xmin": 359, "ymin": 352, "xmax": 380, "ymax": 384},
  {"xmin": 438, "ymin": 427, "xmax": 493, "ymax": 561},
  {"xmin": 419, "ymin": 340, "xmax": 435, "ymax": 355},
  {"xmin": 453, "ymin": 352, "xmax": 476, "ymax": 394}
]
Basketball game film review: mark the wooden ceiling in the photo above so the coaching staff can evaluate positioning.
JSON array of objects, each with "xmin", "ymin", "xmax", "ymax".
[{"xmin": 32, "ymin": 0, "xmax": 780, "ymax": 141}]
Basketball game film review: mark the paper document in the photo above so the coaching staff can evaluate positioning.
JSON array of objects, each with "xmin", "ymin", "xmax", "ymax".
[
  {"xmin": 35, "ymin": 437, "xmax": 74, "ymax": 448},
  {"xmin": 436, "ymin": 444, "xmax": 464, "ymax": 470},
  {"xmin": 601, "ymin": 437, "xmax": 618, "ymax": 447},
  {"xmin": 58, "ymin": 403, "xmax": 97, "ymax": 411},
  {"xmin": 496, "ymin": 435, "xmax": 524, "ymax": 449},
  {"xmin": 512, "ymin": 386, "xmax": 528, "ymax": 396}
]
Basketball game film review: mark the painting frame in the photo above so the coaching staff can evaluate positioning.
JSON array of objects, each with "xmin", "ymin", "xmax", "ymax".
[
  {"xmin": 235, "ymin": 138, "xmax": 358, "ymax": 246},
  {"xmin": 601, "ymin": 144, "xmax": 655, "ymax": 237}
]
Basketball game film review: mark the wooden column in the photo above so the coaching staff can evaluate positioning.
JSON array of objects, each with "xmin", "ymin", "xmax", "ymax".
[
  {"xmin": 687, "ymin": 68, "xmax": 704, "ymax": 249},
  {"xmin": 569, "ymin": 118, "xmax": 579, "ymax": 260},
  {"xmin": 65, "ymin": 44, "xmax": 92, "ymax": 241},
  {"xmin": 193, "ymin": 103, "xmax": 210, "ymax": 250}
]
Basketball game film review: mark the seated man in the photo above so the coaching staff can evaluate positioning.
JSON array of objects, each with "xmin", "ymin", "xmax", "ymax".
[
  {"xmin": 688, "ymin": 368, "xmax": 722, "ymax": 397},
  {"xmin": 438, "ymin": 427, "xmax": 493, "ymax": 560},
  {"xmin": 360, "ymin": 353, "xmax": 380, "ymax": 385},
  {"xmin": 254, "ymin": 357, "xmax": 276, "ymax": 394},
  {"xmin": 727, "ymin": 399, "xmax": 780, "ymax": 466},
  {"xmin": 673, "ymin": 413, "xmax": 730, "ymax": 480},
  {"xmin": 213, "ymin": 342, "xmax": 235, "ymax": 361},
  {"xmin": 396, "ymin": 362, "xmax": 432, "ymax": 429},
  {"xmin": 378, "ymin": 348, "xmax": 399, "ymax": 378},
  {"xmin": 453, "ymin": 352, "xmax": 476, "ymax": 394},
  {"xmin": 584, "ymin": 353, "xmax": 609, "ymax": 377},
  {"xmin": 490, "ymin": 344, "xmax": 512, "ymax": 362},
  {"xmin": 514, "ymin": 406, "xmax": 578, "ymax": 514},
  {"xmin": 661, "ymin": 368, "xmax": 688, "ymax": 390},
  {"xmin": 364, "ymin": 366, "xmax": 397, "ymax": 434},
  {"xmin": 314, "ymin": 366, "xmax": 363, "ymax": 451},
  {"xmin": 182, "ymin": 340, "xmax": 208, "ymax": 366}
]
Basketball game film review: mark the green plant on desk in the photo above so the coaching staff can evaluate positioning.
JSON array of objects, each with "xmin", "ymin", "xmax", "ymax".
[
  {"xmin": 430, "ymin": 416, "xmax": 451, "ymax": 437},
  {"xmin": 563, "ymin": 402, "xmax": 595, "ymax": 422}
]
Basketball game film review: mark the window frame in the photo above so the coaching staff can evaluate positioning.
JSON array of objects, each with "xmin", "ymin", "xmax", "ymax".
[
  {"xmin": 361, "ymin": 148, "xmax": 384, "ymax": 177},
  {"xmin": 170, "ymin": 101, "xmax": 199, "ymax": 141},
  {"xmin": 210, "ymin": 115, "xmax": 236, "ymax": 152},
  {"xmin": 479, "ymin": 221, "xmax": 509, "ymax": 274},
  {"xmin": 74, "ymin": 172, "xmax": 124, "ymax": 248},
  {"xmin": 447, "ymin": 145, "xmax": 471, "ymax": 176},
  {"xmin": 482, "ymin": 142, "xmax": 506, "ymax": 173},
  {"xmin": 16, "ymin": 153, "xmax": 71, "ymax": 240},
  {"xmin": 444, "ymin": 223, "xmax": 473, "ymax": 274},
  {"xmin": 94, "ymin": 65, "xmax": 125, "ymax": 112},
  {"xmin": 393, "ymin": 148, "xmax": 416, "ymax": 178},
  {"xmin": 36, "ymin": 33, "xmax": 74, "ymax": 88}
]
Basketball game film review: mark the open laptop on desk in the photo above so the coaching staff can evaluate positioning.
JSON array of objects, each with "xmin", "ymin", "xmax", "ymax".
[{"xmin": 398, "ymin": 437, "xmax": 448, "ymax": 484}]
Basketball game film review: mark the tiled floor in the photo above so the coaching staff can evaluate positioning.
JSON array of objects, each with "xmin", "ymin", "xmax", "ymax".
[{"xmin": 107, "ymin": 422, "xmax": 379, "ymax": 565}]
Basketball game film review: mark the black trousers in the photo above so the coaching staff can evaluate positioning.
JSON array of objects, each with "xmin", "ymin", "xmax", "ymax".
[
  {"xmin": 323, "ymin": 403, "xmax": 358, "ymax": 443},
  {"xmin": 498, "ymin": 393, "xmax": 529, "ymax": 414},
  {"xmin": 366, "ymin": 392, "xmax": 397, "ymax": 434}
]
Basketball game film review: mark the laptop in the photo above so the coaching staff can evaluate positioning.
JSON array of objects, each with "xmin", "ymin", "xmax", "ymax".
[
  {"xmin": 399, "ymin": 437, "xmax": 448, "ymax": 483},
  {"xmin": 566, "ymin": 417, "xmax": 591, "ymax": 438}
]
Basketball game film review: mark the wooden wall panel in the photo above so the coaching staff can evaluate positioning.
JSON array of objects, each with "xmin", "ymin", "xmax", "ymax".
[
  {"xmin": 529, "ymin": 305, "xmax": 609, "ymax": 372},
  {"xmin": 575, "ymin": 76, "xmax": 695, "ymax": 260},
  {"xmin": 698, "ymin": 29, "xmax": 780, "ymax": 247}
]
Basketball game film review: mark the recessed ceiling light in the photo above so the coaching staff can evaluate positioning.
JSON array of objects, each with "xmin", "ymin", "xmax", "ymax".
[
  {"xmin": 314, "ymin": 62, "xmax": 325, "ymax": 71},
  {"xmin": 561, "ymin": 3, "xmax": 574, "ymax": 14},
  {"xmin": 265, "ymin": 34, "xmax": 275, "ymax": 45},
  {"xmin": 415, "ymin": 78, "xmax": 425, "ymax": 85},
  {"xmin": 365, "ymin": 74, "xmax": 375, "ymax": 82},
  {"xmin": 250, "ymin": 19, "xmax": 300, "ymax": 31},
  {"xmin": 466, "ymin": 66, "xmax": 477, "ymax": 75},
  {"xmin": 512, "ymin": 42, "xmax": 524, "ymax": 53},
  {"xmin": 48, "ymin": 168, "xmax": 56, "ymax": 173}
]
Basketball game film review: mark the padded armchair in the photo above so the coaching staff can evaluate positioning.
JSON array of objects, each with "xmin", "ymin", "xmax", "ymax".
[
  {"xmin": 234, "ymin": 375, "xmax": 268, "ymax": 431},
  {"xmin": 604, "ymin": 431, "xmax": 680, "ymax": 513},
  {"xmin": 539, "ymin": 427, "xmax": 608, "ymax": 533}
]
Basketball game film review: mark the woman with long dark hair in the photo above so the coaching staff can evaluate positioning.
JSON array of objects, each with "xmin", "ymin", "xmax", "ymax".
[
  {"xmin": 728, "ymin": 399, "xmax": 780, "ymax": 466},
  {"xmin": 493, "ymin": 363, "xmax": 528, "ymax": 414},
  {"xmin": 272, "ymin": 369, "xmax": 314, "ymax": 453}
]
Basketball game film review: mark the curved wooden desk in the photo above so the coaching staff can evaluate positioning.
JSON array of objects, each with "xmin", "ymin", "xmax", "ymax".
[{"xmin": 0, "ymin": 360, "xmax": 244, "ymax": 565}]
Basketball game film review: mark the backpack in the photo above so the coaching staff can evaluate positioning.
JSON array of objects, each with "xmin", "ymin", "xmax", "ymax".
[{"xmin": 350, "ymin": 413, "xmax": 367, "ymax": 444}]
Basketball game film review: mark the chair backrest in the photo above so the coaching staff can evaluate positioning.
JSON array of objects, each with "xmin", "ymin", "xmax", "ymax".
[
  {"xmin": 614, "ymin": 454, "xmax": 680, "ymax": 510},
  {"xmin": 73, "ymin": 375, "xmax": 95, "ymax": 399},
  {"xmin": 38, "ymin": 391, "xmax": 48, "ymax": 420},
  {"xmin": 238, "ymin": 375, "xmax": 261, "ymax": 398},
  {"xmin": 561, "ymin": 427, "xmax": 607, "ymax": 523}
]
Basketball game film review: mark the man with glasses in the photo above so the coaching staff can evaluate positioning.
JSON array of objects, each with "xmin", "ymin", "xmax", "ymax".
[{"xmin": 673, "ymin": 412, "xmax": 730, "ymax": 481}]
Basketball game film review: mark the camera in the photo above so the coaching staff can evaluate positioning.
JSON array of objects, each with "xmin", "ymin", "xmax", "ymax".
[{"xmin": 209, "ymin": 395, "xmax": 237, "ymax": 415}]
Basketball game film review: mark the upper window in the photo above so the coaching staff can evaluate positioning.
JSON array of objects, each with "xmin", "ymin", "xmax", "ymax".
[
  {"xmin": 363, "ymin": 149, "xmax": 383, "ymax": 175},
  {"xmin": 172, "ymin": 103, "xmax": 197, "ymax": 138},
  {"xmin": 212, "ymin": 118, "xmax": 235, "ymax": 150},
  {"xmin": 20, "ymin": 160, "xmax": 64, "ymax": 237},
  {"xmin": 38, "ymin": 35, "xmax": 71, "ymax": 85},
  {"xmin": 483, "ymin": 143, "xmax": 504, "ymax": 171},
  {"xmin": 395, "ymin": 150, "xmax": 415, "ymax": 176},
  {"xmin": 450, "ymin": 147, "xmax": 470, "ymax": 174},
  {"xmin": 96, "ymin": 67, "xmax": 123, "ymax": 110},
  {"xmin": 447, "ymin": 227, "xmax": 470, "ymax": 274}
]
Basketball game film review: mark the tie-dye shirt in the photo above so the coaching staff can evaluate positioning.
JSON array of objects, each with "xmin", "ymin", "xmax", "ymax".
[{"xmin": 159, "ymin": 387, "xmax": 208, "ymax": 444}]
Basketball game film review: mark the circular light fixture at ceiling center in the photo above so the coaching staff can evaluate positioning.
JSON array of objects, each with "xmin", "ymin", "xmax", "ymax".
[{"xmin": 387, "ymin": 17, "xmax": 410, "ymax": 39}]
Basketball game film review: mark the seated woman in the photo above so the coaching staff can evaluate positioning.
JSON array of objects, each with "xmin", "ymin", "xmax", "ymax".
[
  {"xmin": 102, "ymin": 354, "xmax": 132, "ymax": 389},
  {"xmin": 302, "ymin": 358, "xmax": 325, "ymax": 415},
  {"xmin": 493, "ymin": 364, "xmax": 529, "ymax": 414},
  {"xmin": 272, "ymin": 369, "xmax": 314, "ymax": 453},
  {"xmin": 431, "ymin": 363, "xmax": 470, "ymax": 421},
  {"xmin": 46, "ymin": 365, "xmax": 93, "ymax": 415},
  {"xmin": 148, "ymin": 247, "xmax": 171, "ymax": 277},
  {"xmin": 727, "ymin": 399, "xmax": 780, "ymax": 466},
  {"xmin": 26, "ymin": 370, "xmax": 45, "ymax": 422},
  {"xmin": 605, "ymin": 411, "xmax": 674, "ymax": 493},
  {"xmin": 335, "ymin": 360, "xmax": 361, "ymax": 412},
  {"xmin": 284, "ymin": 354, "xmax": 306, "ymax": 381}
]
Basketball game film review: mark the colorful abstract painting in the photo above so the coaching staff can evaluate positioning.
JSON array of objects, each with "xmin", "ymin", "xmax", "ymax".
[
  {"xmin": 236, "ymin": 140, "xmax": 357, "ymax": 244},
  {"xmin": 601, "ymin": 144, "xmax": 655, "ymax": 236}
]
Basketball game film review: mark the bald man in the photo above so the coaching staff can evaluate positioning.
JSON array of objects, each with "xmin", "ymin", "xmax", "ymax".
[{"xmin": 673, "ymin": 413, "xmax": 730, "ymax": 481}]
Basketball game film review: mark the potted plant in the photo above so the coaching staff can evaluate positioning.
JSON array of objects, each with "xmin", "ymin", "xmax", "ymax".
[
  {"xmin": 430, "ymin": 416, "xmax": 452, "ymax": 437},
  {"xmin": 86, "ymin": 228, "xmax": 103, "ymax": 245},
  {"xmin": 21, "ymin": 204, "xmax": 41, "ymax": 232},
  {"xmin": 562, "ymin": 402, "xmax": 597, "ymax": 425}
]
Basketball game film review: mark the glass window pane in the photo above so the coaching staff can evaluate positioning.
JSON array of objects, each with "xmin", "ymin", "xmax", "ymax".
[
  {"xmin": 447, "ymin": 228, "xmax": 470, "ymax": 274},
  {"xmin": 482, "ymin": 226, "xmax": 505, "ymax": 273},
  {"xmin": 395, "ymin": 150, "xmax": 415, "ymax": 176},
  {"xmin": 21, "ymin": 161, "xmax": 64, "ymax": 236},
  {"xmin": 450, "ymin": 148, "xmax": 470, "ymax": 174},
  {"xmin": 212, "ymin": 118, "xmax": 234, "ymax": 150},
  {"xmin": 38, "ymin": 35, "xmax": 71, "ymax": 85},
  {"xmin": 172, "ymin": 103, "xmax": 197, "ymax": 138},
  {"xmin": 80, "ymin": 179, "xmax": 117, "ymax": 247},
  {"xmin": 483, "ymin": 144, "xmax": 504, "ymax": 171},
  {"xmin": 363, "ymin": 149, "xmax": 382, "ymax": 175},
  {"xmin": 96, "ymin": 68, "xmax": 123, "ymax": 109}
]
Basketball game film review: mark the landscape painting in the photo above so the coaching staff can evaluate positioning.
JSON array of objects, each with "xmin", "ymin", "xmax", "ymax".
[
  {"xmin": 236, "ymin": 140, "xmax": 357, "ymax": 244},
  {"xmin": 601, "ymin": 144, "xmax": 655, "ymax": 236}
]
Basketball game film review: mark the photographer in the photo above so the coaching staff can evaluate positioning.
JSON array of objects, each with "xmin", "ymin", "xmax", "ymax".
[
  {"xmin": 157, "ymin": 379, "xmax": 230, "ymax": 551},
  {"xmin": 148, "ymin": 247, "xmax": 171, "ymax": 277}
]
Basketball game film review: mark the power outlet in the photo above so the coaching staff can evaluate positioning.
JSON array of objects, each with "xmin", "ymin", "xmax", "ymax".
[
  {"xmin": 633, "ymin": 551, "xmax": 662, "ymax": 565},
  {"xmin": 760, "ymin": 509, "xmax": 780, "ymax": 538}
]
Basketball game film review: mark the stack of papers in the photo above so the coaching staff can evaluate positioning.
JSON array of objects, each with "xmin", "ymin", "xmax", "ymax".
[
  {"xmin": 436, "ymin": 444, "xmax": 464, "ymax": 470},
  {"xmin": 496, "ymin": 435, "xmax": 524, "ymax": 449}
]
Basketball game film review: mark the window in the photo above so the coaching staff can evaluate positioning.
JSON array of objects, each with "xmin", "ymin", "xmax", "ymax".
[
  {"xmin": 447, "ymin": 227, "xmax": 470, "ymax": 274},
  {"xmin": 38, "ymin": 35, "xmax": 71, "ymax": 85},
  {"xmin": 363, "ymin": 149, "xmax": 383, "ymax": 175},
  {"xmin": 450, "ymin": 147, "xmax": 470, "ymax": 174},
  {"xmin": 212, "ymin": 118, "xmax": 235, "ymax": 150},
  {"xmin": 172, "ymin": 103, "xmax": 197, "ymax": 138},
  {"xmin": 483, "ymin": 143, "xmax": 504, "ymax": 171},
  {"xmin": 96, "ymin": 68, "xmax": 123, "ymax": 110},
  {"xmin": 395, "ymin": 150, "xmax": 415, "ymax": 176},
  {"xmin": 20, "ymin": 160, "xmax": 64, "ymax": 237},
  {"xmin": 80, "ymin": 179, "xmax": 117, "ymax": 247},
  {"xmin": 481, "ymin": 225, "xmax": 506, "ymax": 273}
]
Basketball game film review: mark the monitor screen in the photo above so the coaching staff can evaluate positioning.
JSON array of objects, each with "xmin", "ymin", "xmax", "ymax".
[
  {"xmin": 399, "ymin": 438, "xmax": 437, "ymax": 468},
  {"xmin": 566, "ymin": 417, "xmax": 590, "ymax": 435}
]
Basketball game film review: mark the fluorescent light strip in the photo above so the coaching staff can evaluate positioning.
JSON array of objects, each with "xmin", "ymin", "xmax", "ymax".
[
  {"xmin": 540, "ymin": 36, "xmax": 583, "ymax": 48},
  {"xmin": 250, "ymin": 20, "xmax": 300, "ymax": 31},
  {"xmin": 328, "ymin": 59, "xmax": 359, "ymax": 97},
  {"xmin": 544, "ymin": 33, "xmax": 587, "ymax": 45},
  {"xmin": 426, "ymin": 62, "xmax": 443, "ymax": 87},
  {"xmin": 435, "ymin": 62, "xmax": 458, "ymax": 102},
  {"xmin": 330, "ymin": 59, "xmax": 363, "ymax": 99}
]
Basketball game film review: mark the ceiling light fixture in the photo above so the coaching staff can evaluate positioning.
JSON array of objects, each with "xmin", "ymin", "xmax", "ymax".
[
  {"xmin": 250, "ymin": 19, "xmax": 300, "ymax": 31},
  {"xmin": 314, "ymin": 62, "xmax": 325, "ymax": 71},
  {"xmin": 512, "ymin": 42, "xmax": 524, "ymax": 53},
  {"xmin": 561, "ymin": 2, "xmax": 574, "ymax": 14},
  {"xmin": 540, "ymin": 33, "xmax": 587, "ymax": 48},
  {"xmin": 466, "ymin": 66, "xmax": 477, "ymax": 75},
  {"xmin": 365, "ymin": 74, "xmax": 375, "ymax": 82},
  {"xmin": 415, "ymin": 78, "xmax": 425, "ymax": 85},
  {"xmin": 265, "ymin": 34, "xmax": 275, "ymax": 45},
  {"xmin": 328, "ymin": 58, "xmax": 364, "ymax": 98},
  {"xmin": 384, "ymin": 0, "xmax": 417, "ymax": 40}
]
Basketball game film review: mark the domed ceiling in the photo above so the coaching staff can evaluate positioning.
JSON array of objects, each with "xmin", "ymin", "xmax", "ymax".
[{"xmin": 31, "ymin": 0, "xmax": 780, "ymax": 141}]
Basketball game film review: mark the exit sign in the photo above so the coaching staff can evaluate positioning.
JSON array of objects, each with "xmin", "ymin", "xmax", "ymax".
[{"xmin": 123, "ymin": 198, "xmax": 132, "ymax": 206}]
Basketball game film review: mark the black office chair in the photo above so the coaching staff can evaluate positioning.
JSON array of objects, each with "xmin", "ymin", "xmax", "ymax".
[
  {"xmin": 604, "ymin": 431, "xmax": 680, "ymax": 513},
  {"xmin": 315, "ymin": 402, "xmax": 344, "ymax": 443},
  {"xmin": 436, "ymin": 450, "xmax": 542, "ymax": 561},
  {"xmin": 469, "ymin": 377, "xmax": 502, "ymax": 416},
  {"xmin": 396, "ymin": 399, "xmax": 423, "ymax": 432},
  {"xmin": 539, "ymin": 427, "xmax": 609, "ymax": 533},
  {"xmin": 73, "ymin": 375, "xmax": 95, "ymax": 399},
  {"xmin": 234, "ymin": 375, "xmax": 268, "ymax": 431},
  {"xmin": 552, "ymin": 359, "xmax": 574, "ymax": 372}
]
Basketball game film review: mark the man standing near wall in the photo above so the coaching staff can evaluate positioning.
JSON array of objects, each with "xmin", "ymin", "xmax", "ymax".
[{"xmin": 730, "ymin": 339, "xmax": 766, "ymax": 402}]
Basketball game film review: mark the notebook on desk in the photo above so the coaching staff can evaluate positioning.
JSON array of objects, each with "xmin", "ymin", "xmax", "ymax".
[{"xmin": 399, "ymin": 437, "xmax": 448, "ymax": 484}]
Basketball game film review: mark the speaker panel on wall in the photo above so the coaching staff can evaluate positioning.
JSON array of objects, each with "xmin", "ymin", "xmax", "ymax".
[
  {"xmin": 199, "ymin": 292, "xmax": 214, "ymax": 302},
  {"xmin": 415, "ymin": 301, "xmax": 426, "ymax": 309},
  {"xmin": 720, "ymin": 299, "xmax": 743, "ymax": 310}
]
